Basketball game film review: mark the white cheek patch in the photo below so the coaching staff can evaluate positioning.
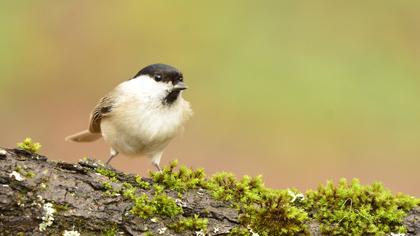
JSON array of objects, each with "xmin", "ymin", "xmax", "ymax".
[{"xmin": 119, "ymin": 75, "xmax": 172, "ymax": 102}]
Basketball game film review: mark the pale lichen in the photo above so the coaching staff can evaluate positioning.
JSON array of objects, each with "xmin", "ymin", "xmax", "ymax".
[
  {"xmin": 62, "ymin": 230, "xmax": 81, "ymax": 236},
  {"xmin": 157, "ymin": 227, "xmax": 167, "ymax": 234},
  {"xmin": 195, "ymin": 230, "xmax": 206, "ymax": 236},
  {"xmin": 9, "ymin": 171, "xmax": 25, "ymax": 181},
  {"xmin": 288, "ymin": 189, "xmax": 304, "ymax": 203},
  {"xmin": 39, "ymin": 202, "xmax": 56, "ymax": 231},
  {"xmin": 0, "ymin": 149, "xmax": 7, "ymax": 156}
]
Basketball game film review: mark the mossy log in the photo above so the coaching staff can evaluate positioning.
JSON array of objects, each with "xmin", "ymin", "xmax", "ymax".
[{"xmin": 0, "ymin": 147, "xmax": 418, "ymax": 235}]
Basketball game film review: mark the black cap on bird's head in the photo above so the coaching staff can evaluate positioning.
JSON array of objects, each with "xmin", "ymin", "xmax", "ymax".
[{"xmin": 133, "ymin": 64, "xmax": 185, "ymax": 88}]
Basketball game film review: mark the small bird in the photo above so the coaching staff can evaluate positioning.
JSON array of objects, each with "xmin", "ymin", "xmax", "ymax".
[{"xmin": 66, "ymin": 64, "xmax": 193, "ymax": 170}]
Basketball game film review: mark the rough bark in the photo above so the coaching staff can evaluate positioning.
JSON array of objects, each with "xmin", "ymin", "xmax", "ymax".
[
  {"xmin": 0, "ymin": 148, "xmax": 238, "ymax": 235},
  {"xmin": 0, "ymin": 147, "xmax": 418, "ymax": 235}
]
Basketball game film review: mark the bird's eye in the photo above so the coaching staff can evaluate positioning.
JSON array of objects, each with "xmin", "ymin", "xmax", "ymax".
[
  {"xmin": 179, "ymin": 77, "xmax": 184, "ymax": 82},
  {"xmin": 154, "ymin": 74, "xmax": 162, "ymax": 81}
]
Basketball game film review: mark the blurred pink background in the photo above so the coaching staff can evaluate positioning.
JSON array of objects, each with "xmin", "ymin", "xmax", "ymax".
[{"xmin": 1, "ymin": 1, "xmax": 419, "ymax": 196}]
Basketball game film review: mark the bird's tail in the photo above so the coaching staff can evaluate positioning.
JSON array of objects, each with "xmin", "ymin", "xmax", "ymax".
[{"xmin": 65, "ymin": 130, "xmax": 102, "ymax": 142}]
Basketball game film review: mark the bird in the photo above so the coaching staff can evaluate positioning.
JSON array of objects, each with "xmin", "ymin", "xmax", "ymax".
[{"xmin": 66, "ymin": 63, "xmax": 193, "ymax": 171}]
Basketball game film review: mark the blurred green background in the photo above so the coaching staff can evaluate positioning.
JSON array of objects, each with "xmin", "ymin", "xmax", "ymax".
[{"xmin": 1, "ymin": 1, "xmax": 419, "ymax": 196}]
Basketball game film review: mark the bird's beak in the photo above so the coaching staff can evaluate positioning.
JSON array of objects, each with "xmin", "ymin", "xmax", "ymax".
[{"xmin": 173, "ymin": 81, "xmax": 187, "ymax": 91}]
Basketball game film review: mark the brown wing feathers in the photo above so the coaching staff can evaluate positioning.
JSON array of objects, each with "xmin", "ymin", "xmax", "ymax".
[
  {"xmin": 65, "ymin": 96, "xmax": 114, "ymax": 142},
  {"xmin": 89, "ymin": 96, "xmax": 114, "ymax": 133}
]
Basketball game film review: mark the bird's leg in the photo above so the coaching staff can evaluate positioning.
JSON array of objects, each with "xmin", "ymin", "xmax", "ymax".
[
  {"xmin": 151, "ymin": 152, "xmax": 163, "ymax": 172},
  {"xmin": 106, "ymin": 148, "xmax": 119, "ymax": 165},
  {"xmin": 153, "ymin": 162, "xmax": 162, "ymax": 172}
]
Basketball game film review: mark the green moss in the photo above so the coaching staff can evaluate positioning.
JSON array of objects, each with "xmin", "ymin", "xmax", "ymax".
[
  {"xmin": 53, "ymin": 203, "xmax": 69, "ymax": 213},
  {"xmin": 17, "ymin": 137, "xmax": 42, "ymax": 153},
  {"xmin": 150, "ymin": 160, "xmax": 206, "ymax": 192},
  {"xmin": 122, "ymin": 182, "xmax": 137, "ymax": 199},
  {"xmin": 207, "ymin": 173, "xmax": 265, "ymax": 204},
  {"xmin": 102, "ymin": 225, "xmax": 118, "ymax": 236},
  {"xmin": 15, "ymin": 165, "xmax": 35, "ymax": 178},
  {"xmin": 207, "ymin": 173, "xmax": 308, "ymax": 235},
  {"xmin": 143, "ymin": 232, "xmax": 154, "ymax": 236},
  {"xmin": 169, "ymin": 214, "xmax": 208, "ymax": 233},
  {"xmin": 96, "ymin": 167, "xmax": 117, "ymax": 179},
  {"xmin": 228, "ymin": 227, "xmax": 250, "ymax": 236},
  {"xmin": 130, "ymin": 193, "xmax": 156, "ymax": 218},
  {"xmin": 135, "ymin": 175, "xmax": 150, "ymax": 189},
  {"xmin": 26, "ymin": 171, "xmax": 35, "ymax": 178},
  {"xmin": 148, "ymin": 162, "xmax": 308, "ymax": 235},
  {"xmin": 121, "ymin": 181, "xmax": 183, "ymax": 219},
  {"xmin": 90, "ymin": 160, "xmax": 419, "ymax": 235},
  {"xmin": 128, "ymin": 192, "xmax": 182, "ymax": 219},
  {"xmin": 96, "ymin": 167, "xmax": 119, "ymax": 184},
  {"xmin": 103, "ymin": 181, "xmax": 113, "ymax": 191},
  {"xmin": 152, "ymin": 184, "xmax": 164, "ymax": 194},
  {"xmin": 241, "ymin": 190, "xmax": 308, "ymax": 235},
  {"xmin": 146, "ymin": 161, "xmax": 419, "ymax": 235},
  {"xmin": 304, "ymin": 178, "xmax": 420, "ymax": 235},
  {"xmin": 102, "ymin": 181, "xmax": 119, "ymax": 196},
  {"xmin": 153, "ymin": 192, "xmax": 183, "ymax": 217}
]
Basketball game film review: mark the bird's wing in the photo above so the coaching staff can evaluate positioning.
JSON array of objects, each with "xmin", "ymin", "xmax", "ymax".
[{"xmin": 89, "ymin": 96, "xmax": 115, "ymax": 133}]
